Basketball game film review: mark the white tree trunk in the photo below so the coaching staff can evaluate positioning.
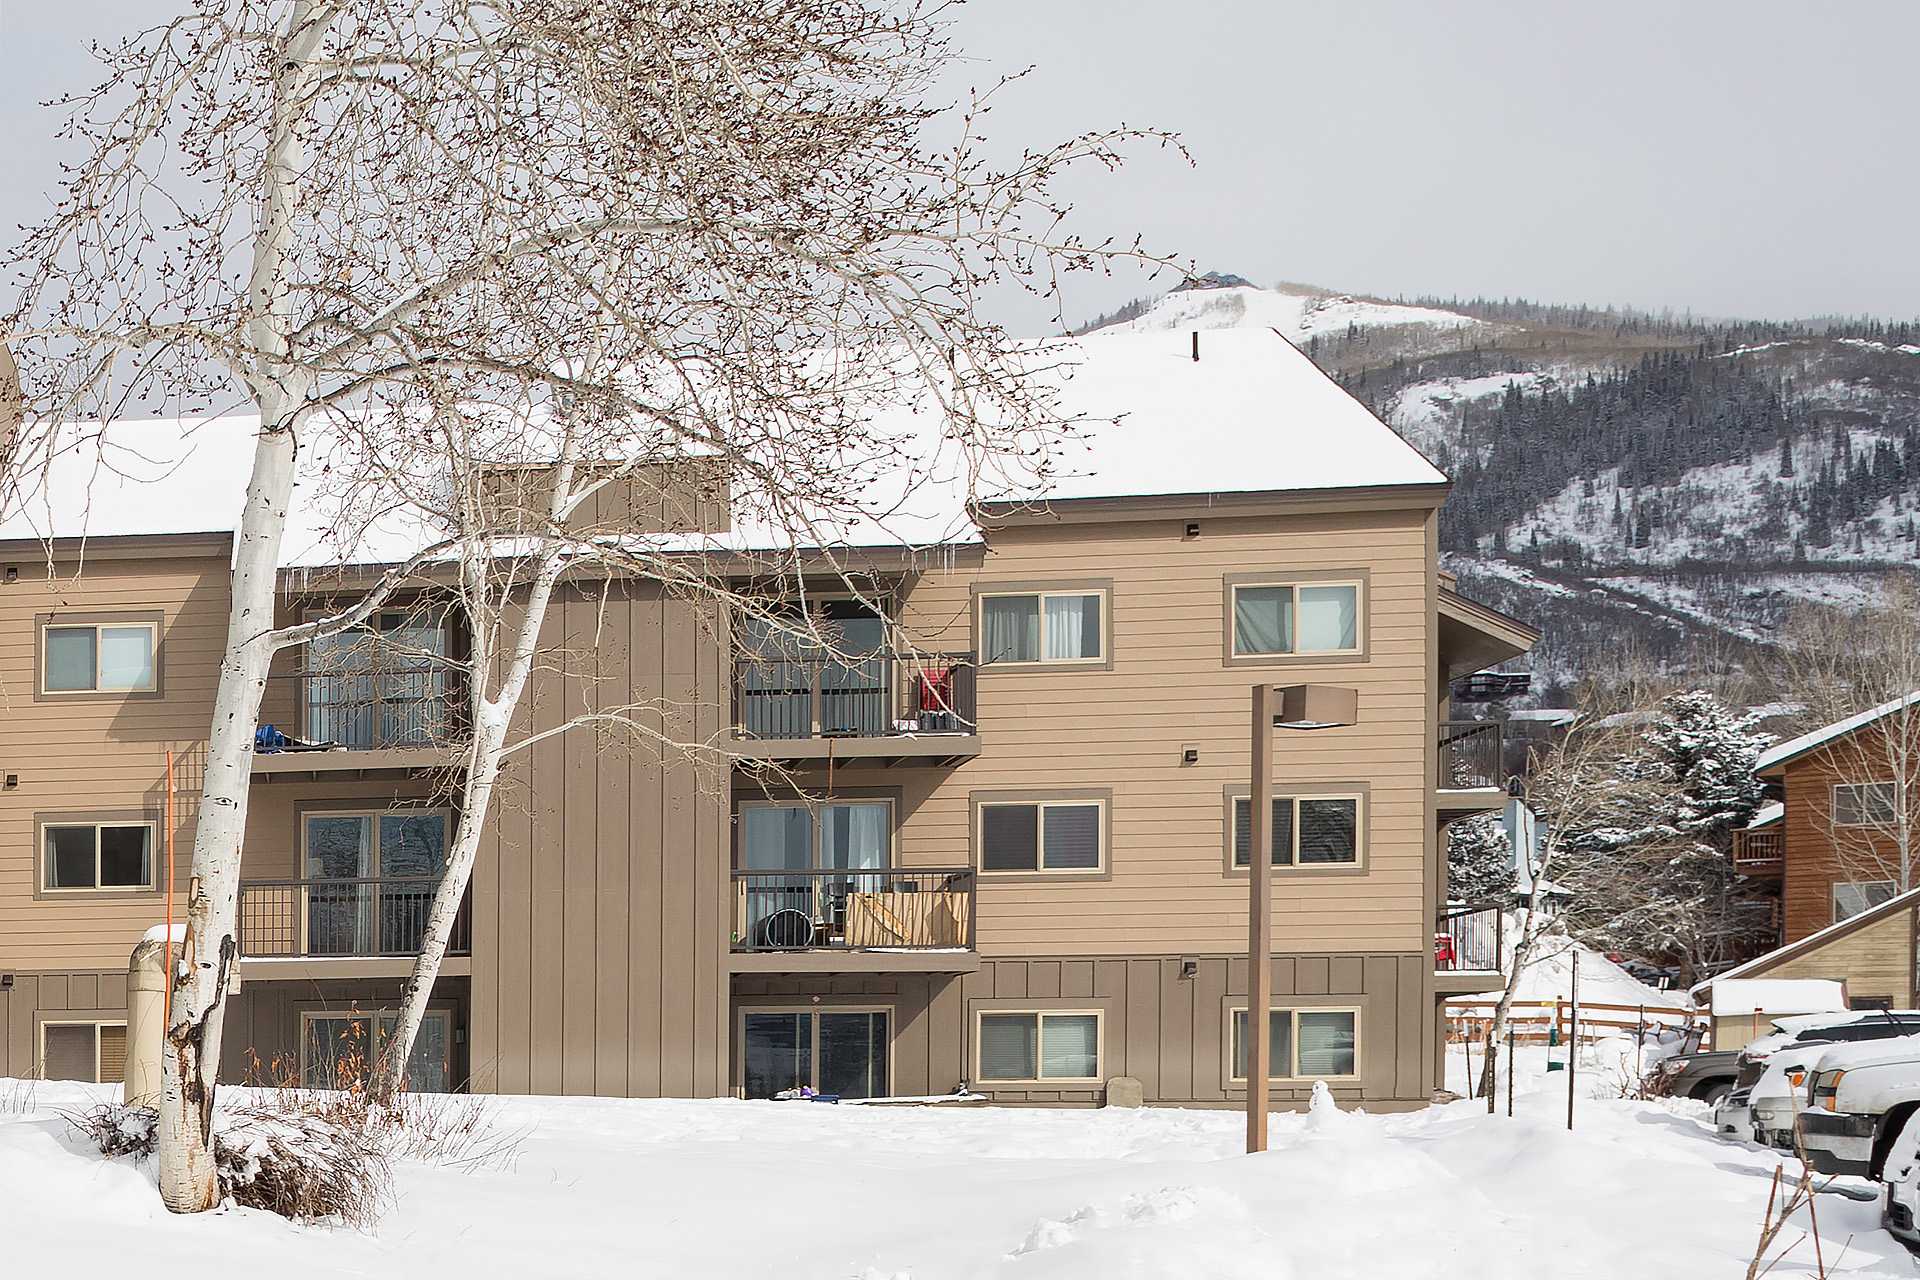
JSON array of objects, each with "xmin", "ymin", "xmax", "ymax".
[
  {"xmin": 156, "ymin": 416, "xmax": 299, "ymax": 1209},
  {"xmin": 156, "ymin": 0, "xmax": 323, "ymax": 1211},
  {"xmin": 374, "ymin": 545, "xmax": 569, "ymax": 1102}
]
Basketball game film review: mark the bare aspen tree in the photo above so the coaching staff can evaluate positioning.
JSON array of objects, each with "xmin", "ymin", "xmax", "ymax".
[
  {"xmin": 1777, "ymin": 574, "xmax": 1920, "ymax": 904},
  {"xmin": 1474, "ymin": 693, "xmax": 1671, "ymax": 1095},
  {"xmin": 3, "ymin": 2, "xmax": 1181, "ymax": 1206}
]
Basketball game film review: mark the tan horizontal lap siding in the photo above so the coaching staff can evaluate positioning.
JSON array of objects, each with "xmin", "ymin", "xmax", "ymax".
[
  {"xmin": 1763, "ymin": 906, "xmax": 1916, "ymax": 1008},
  {"xmin": 0, "ymin": 556, "xmax": 227, "ymax": 972},
  {"xmin": 888, "ymin": 510, "xmax": 1432, "ymax": 957}
]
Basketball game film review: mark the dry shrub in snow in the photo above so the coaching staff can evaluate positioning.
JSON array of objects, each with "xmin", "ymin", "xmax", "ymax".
[{"xmin": 73, "ymin": 1103, "xmax": 389, "ymax": 1226}]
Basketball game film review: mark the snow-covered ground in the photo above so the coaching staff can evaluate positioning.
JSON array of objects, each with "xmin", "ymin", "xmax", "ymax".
[{"xmin": 5, "ymin": 1059, "xmax": 1911, "ymax": 1279}]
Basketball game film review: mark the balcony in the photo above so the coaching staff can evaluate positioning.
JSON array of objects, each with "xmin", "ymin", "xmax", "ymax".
[
  {"xmin": 729, "ymin": 652, "xmax": 980, "ymax": 767},
  {"xmin": 251, "ymin": 667, "xmax": 467, "ymax": 779},
  {"xmin": 729, "ymin": 867, "xmax": 978, "ymax": 974},
  {"xmin": 238, "ymin": 875, "xmax": 471, "ymax": 974},
  {"xmin": 1733, "ymin": 826, "xmax": 1785, "ymax": 877},
  {"xmin": 1435, "ymin": 902, "xmax": 1505, "ymax": 996},
  {"xmin": 1436, "ymin": 719, "xmax": 1506, "ymax": 819}
]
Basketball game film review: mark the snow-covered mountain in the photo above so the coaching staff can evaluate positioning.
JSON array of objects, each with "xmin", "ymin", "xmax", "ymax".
[{"xmin": 1085, "ymin": 281, "xmax": 1920, "ymax": 697}]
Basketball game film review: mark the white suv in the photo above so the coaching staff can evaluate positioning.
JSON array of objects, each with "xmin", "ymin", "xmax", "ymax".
[
  {"xmin": 1797, "ymin": 1036, "xmax": 1920, "ymax": 1179},
  {"xmin": 1713, "ymin": 1011, "xmax": 1920, "ymax": 1146}
]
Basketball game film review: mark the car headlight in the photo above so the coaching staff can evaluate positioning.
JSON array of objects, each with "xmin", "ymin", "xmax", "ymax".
[
  {"xmin": 1667, "ymin": 1057, "xmax": 1690, "ymax": 1071},
  {"xmin": 1786, "ymin": 1068, "xmax": 1806, "ymax": 1089},
  {"xmin": 1814, "ymin": 1069, "xmax": 1847, "ymax": 1111}
]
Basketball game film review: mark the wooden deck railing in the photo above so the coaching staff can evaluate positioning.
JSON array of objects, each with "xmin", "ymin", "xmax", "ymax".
[{"xmin": 1733, "ymin": 826, "xmax": 1785, "ymax": 871}]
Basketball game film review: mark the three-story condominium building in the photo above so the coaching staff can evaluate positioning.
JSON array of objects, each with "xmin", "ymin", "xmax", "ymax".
[{"xmin": 0, "ymin": 326, "xmax": 1535, "ymax": 1108}]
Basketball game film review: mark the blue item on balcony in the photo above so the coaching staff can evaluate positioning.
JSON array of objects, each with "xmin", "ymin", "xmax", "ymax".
[{"xmin": 256, "ymin": 723, "xmax": 291, "ymax": 754}]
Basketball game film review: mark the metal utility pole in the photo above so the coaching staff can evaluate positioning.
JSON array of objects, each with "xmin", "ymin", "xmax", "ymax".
[{"xmin": 1567, "ymin": 951, "xmax": 1580, "ymax": 1131}]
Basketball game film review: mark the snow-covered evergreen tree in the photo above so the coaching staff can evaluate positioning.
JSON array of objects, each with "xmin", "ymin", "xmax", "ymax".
[
  {"xmin": 1558, "ymin": 690, "xmax": 1775, "ymax": 982},
  {"xmin": 1446, "ymin": 812, "xmax": 1513, "ymax": 904}
]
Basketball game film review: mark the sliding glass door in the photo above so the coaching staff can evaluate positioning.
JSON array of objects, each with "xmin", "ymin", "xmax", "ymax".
[
  {"xmin": 741, "ymin": 1009, "xmax": 890, "ymax": 1100},
  {"xmin": 737, "ymin": 601, "xmax": 889, "ymax": 738},
  {"xmin": 737, "ymin": 801, "xmax": 890, "ymax": 948},
  {"xmin": 304, "ymin": 810, "xmax": 449, "ymax": 955}
]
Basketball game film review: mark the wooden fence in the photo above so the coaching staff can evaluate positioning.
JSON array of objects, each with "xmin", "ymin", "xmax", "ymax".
[{"xmin": 1444, "ymin": 997, "xmax": 1707, "ymax": 1048}]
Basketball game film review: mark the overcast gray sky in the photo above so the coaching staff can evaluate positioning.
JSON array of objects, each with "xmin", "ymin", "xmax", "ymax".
[{"xmin": 4, "ymin": 1, "xmax": 1916, "ymax": 333}]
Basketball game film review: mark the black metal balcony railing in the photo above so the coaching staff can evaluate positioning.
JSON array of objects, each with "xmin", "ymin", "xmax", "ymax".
[
  {"xmin": 731, "ymin": 867, "xmax": 975, "ymax": 952},
  {"xmin": 1437, "ymin": 719, "xmax": 1503, "ymax": 791},
  {"xmin": 238, "ymin": 876, "xmax": 471, "ymax": 959},
  {"xmin": 733, "ymin": 652, "xmax": 976, "ymax": 742},
  {"xmin": 261, "ymin": 668, "xmax": 465, "ymax": 752},
  {"xmin": 1437, "ymin": 902, "xmax": 1504, "ymax": 972}
]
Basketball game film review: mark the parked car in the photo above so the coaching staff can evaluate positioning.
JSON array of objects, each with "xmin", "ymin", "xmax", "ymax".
[
  {"xmin": 1714, "ymin": 1011, "xmax": 1920, "ymax": 1146},
  {"xmin": 1656, "ymin": 1050, "xmax": 1743, "ymax": 1105},
  {"xmin": 1797, "ymin": 1036, "xmax": 1920, "ymax": 1179}
]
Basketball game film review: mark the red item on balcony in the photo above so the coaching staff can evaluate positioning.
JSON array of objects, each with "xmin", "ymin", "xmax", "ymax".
[
  {"xmin": 1433, "ymin": 932, "xmax": 1457, "ymax": 969},
  {"xmin": 918, "ymin": 666, "xmax": 952, "ymax": 714}
]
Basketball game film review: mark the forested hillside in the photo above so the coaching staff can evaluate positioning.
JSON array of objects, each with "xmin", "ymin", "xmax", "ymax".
[{"xmin": 1082, "ymin": 279, "xmax": 1920, "ymax": 698}]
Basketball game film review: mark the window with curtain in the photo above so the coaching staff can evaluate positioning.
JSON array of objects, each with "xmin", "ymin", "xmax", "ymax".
[
  {"xmin": 741, "ymin": 801, "xmax": 891, "ymax": 871},
  {"xmin": 1231, "ymin": 581, "xmax": 1360, "ymax": 656},
  {"xmin": 979, "ymin": 800, "xmax": 1103, "ymax": 873},
  {"xmin": 979, "ymin": 589, "xmax": 1105, "ymax": 664},
  {"xmin": 1230, "ymin": 1008, "xmax": 1357, "ymax": 1079},
  {"xmin": 977, "ymin": 1012, "xmax": 1100, "ymax": 1081},
  {"xmin": 41, "ymin": 822, "xmax": 155, "ymax": 891},
  {"xmin": 42, "ymin": 621, "xmax": 157, "ymax": 693},
  {"xmin": 1231, "ymin": 794, "xmax": 1360, "ymax": 867}
]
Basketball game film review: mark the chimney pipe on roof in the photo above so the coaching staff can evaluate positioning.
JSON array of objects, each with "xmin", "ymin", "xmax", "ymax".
[{"xmin": 1191, "ymin": 330, "xmax": 1199, "ymax": 362}]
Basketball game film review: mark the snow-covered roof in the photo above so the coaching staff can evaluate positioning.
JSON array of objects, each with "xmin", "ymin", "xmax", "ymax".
[
  {"xmin": 1754, "ymin": 691, "xmax": 1920, "ymax": 773},
  {"xmin": 1706, "ymin": 978, "xmax": 1848, "ymax": 1017},
  {"xmin": 1746, "ymin": 801, "xmax": 1784, "ymax": 830},
  {"xmin": 0, "ymin": 327, "xmax": 1446, "ymax": 569}
]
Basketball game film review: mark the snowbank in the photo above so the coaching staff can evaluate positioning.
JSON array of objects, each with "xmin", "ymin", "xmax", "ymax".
[
  {"xmin": 1506, "ymin": 936, "xmax": 1689, "ymax": 1012},
  {"xmin": 2, "ymin": 1072, "xmax": 1903, "ymax": 1278}
]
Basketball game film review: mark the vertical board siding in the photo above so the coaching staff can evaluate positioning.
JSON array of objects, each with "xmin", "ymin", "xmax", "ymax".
[
  {"xmin": 732, "ymin": 950, "xmax": 1429, "ymax": 1108},
  {"xmin": 465, "ymin": 581, "xmax": 729, "ymax": 1097}
]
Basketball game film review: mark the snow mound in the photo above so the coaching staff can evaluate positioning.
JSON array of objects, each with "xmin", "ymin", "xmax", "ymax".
[{"xmin": 1509, "ymin": 938, "xmax": 1688, "ymax": 1011}]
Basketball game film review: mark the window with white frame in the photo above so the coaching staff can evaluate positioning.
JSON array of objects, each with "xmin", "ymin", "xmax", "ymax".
[
  {"xmin": 1228, "ymin": 1007, "xmax": 1359, "ymax": 1080},
  {"xmin": 978, "ymin": 589, "xmax": 1106, "ymax": 665},
  {"xmin": 976, "ymin": 1011, "xmax": 1101, "ymax": 1082},
  {"xmin": 1230, "ymin": 794, "xmax": 1362, "ymax": 867},
  {"xmin": 41, "ymin": 820, "xmax": 155, "ymax": 892},
  {"xmin": 40, "ymin": 1020, "xmax": 128, "ymax": 1083},
  {"xmin": 1833, "ymin": 880, "xmax": 1898, "ymax": 923},
  {"xmin": 41, "ymin": 620, "xmax": 157, "ymax": 693},
  {"xmin": 978, "ymin": 799, "xmax": 1104, "ymax": 874},
  {"xmin": 1229, "ymin": 580, "xmax": 1361, "ymax": 657},
  {"xmin": 1833, "ymin": 782, "xmax": 1899, "ymax": 827}
]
